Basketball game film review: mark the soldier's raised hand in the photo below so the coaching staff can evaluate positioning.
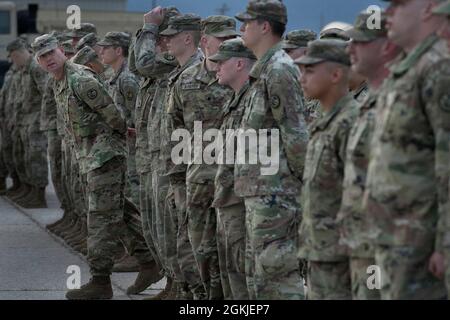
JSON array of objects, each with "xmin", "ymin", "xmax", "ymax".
[{"xmin": 144, "ymin": 6, "xmax": 164, "ymax": 26}]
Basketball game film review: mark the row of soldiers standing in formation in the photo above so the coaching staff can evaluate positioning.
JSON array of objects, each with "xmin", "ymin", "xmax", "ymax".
[{"xmin": 2, "ymin": 0, "xmax": 450, "ymax": 300}]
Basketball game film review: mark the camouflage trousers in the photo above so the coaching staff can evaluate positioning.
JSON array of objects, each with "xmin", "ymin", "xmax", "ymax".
[
  {"xmin": 170, "ymin": 175, "xmax": 205, "ymax": 299},
  {"xmin": 244, "ymin": 194, "xmax": 304, "ymax": 300},
  {"xmin": 24, "ymin": 123, "xmax": 48, "ymax": 188},
  {"xmin": 306, "ymin": 260, "xmax": 351, "ymax": 300},
  {"xmin": 61, "ymin": 140, "xmax": 87, "ymax": 219},
  {"xmin": 374, "ymin": 243, "xmax": 447, "ymax": 300},
  {"xmin": 349, "ymin": 257, "xmax": 380, "ymax": 300},
  {"xmin": 125, "ymin": 134, "xmax": 140, "ymax": 206},
  {"xmin": 187, "ymin": 181, "xmax": 222, "ymax": 300},
  {"xmin": 0, "ymin": 127, "xmax": 7, "ymax": 179},
  {"xmin": 216, "ymin": 203, "xmax": 249, "ymax": 300},
  {"xmin": 86, "ymin": 157, "xmax": 155, "ymax": 276},
  {"xmin": 12, "ymin": 126, "xmax": 28, "ymax": 184},
  {"xmin": 47, "ymin": 130, "xmax": 67, "ymax": 210},
  {"xmin": 1, "ymin": 125, "xmax": 16, "ymax": 181},
  {"xmin": 139, "ymin": 172, "xmax": 162, "ymax": 269}
]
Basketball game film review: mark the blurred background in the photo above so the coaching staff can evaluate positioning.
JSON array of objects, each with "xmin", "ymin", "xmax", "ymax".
[{"xmin": 0, "ymin": 0, "xmax": 387, "ymax": 85}]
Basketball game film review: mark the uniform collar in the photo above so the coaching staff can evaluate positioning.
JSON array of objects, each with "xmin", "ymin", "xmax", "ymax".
[
  {"xmin": 310, "ymin": 93, "xmax": 354, "ymax": 134},
  {"xmin": 109, "ymin": 60, "xmax": 127, "ymax": 85},
  {"xmin": 55, "ymin": 60, "xmax": 71, "ymax": 94},
  {"xmin": 249, "ymin": 42, "xmax": 283, "ymax": 80},
  {"xmin": 392, "ymin": 34, "xmax": 438, "ymax": 77},
  {"xmin": 168, "ymin": 49, "xmax": 203, "ymax": 84}
]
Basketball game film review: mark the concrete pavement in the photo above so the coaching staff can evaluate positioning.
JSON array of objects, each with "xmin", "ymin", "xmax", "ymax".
[{"xmin": 0, "ymin": 178, "xmax": 165, "ymax": 300}]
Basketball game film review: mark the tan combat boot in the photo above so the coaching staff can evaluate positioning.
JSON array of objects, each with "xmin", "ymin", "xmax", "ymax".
[
  {"xmin": 112, "ymin": 253, "xmax": 140, "ymax": 273},
  {"xmin": 126, "ymin": 262, "xmax": 163, "ymax": 295},
  {"xmin": 20, "ymin": 187, "xmax": 47, "ymax": 208},
  {"xmin": 66, "ymin": 276, "xmax": 113, "ymax": 300}
]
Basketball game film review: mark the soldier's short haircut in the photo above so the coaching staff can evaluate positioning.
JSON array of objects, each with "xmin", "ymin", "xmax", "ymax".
[
  {"xmin": 188, "ymin": 30, "xmax": 202, "ymax": 47},
  {"xmin": 256, "ymin": 18, "xmax": 286, "ymax": 38}
]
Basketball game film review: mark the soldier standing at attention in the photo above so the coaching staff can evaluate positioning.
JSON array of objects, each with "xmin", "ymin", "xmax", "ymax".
[
  {"xmin": 296, "ymin": 39, "xmax": 358, "ymax": 300},
  {"xmin": 235, "ymin": 0, "xmax": 309, "ymax": 300}
]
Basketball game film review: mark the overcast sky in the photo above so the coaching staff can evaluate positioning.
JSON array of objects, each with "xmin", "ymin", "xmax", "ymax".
[{"xmin": 127, "ymin": 0, "xmax": 386, "ymax": 32}]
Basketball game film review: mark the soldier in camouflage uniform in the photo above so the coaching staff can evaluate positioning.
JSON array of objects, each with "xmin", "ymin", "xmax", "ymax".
[
  {"xmin": 296, "ymin": 39, "xmax": 358, "ymax": 300},
  {"xmin": 336, "ymin": 12, "xmax": 398, "ymax": 300},
  {"xmin": 159, "ymin": 14, "xmax": 204, "ymax": 299},
  {"xmin": 98, "ymin": 32, "xmax": 140, "ymax": 206},
  {"xmin": 0, "ymin": 66, "xmax": 17, "ymax": 194},
  {"xmin": 34, "ymin": 34, "xmax": 161, "ymax": 299},
  {"xmin": 281, "ymin": 29, "xmax": 322, "ymax": 125},
  {"xmin": 209, "ymin": 38, "xmax": 256, "ymax": 300},
  {"xmin": 434, "ymin": 0, "xmax": 450, "ymax": 297},
  {"xmin": 164, "ymin": 15, "xmax": 237, "ymax": 300},
  {"xmin": 130, "ymin": 6, "xmax": 182, "ymax": 299},
  {"xmin": 235, "ymin": 0, "xmax": 308, "ymax": 300},
  {"xmin": 7, "ymin": 38, "xmax": 49, "ymax": 208},
  {"xmin": 363, "ymin": 0, "xmax": 449, "ymax": 300}
]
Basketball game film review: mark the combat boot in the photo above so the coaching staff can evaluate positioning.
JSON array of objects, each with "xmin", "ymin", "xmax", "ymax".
[
  {"xmin": 142, "ymin": 277, "xmax": 173, "ymax": 300},
  {"xmin": 66, "ymin": 276, "xmax": 113, "ymax": 300},
  {"xmin": 62, "ymin": 218, "xmax": 82, "ymax": 241},
  {"xmin": 20, "ymin": 187, "xmax": 47, "ymax": 209},
  {"xmin": 9, "ymin": 183, "xmax": 31, "ymax": 201},
  {"xmin": 51, "ymin": 214, "xmax": 76, "ymax": 236},
  {"xmin": 112, "ymin": 253, "xmax": 140, "ymax": 273},
  {"xmin": 73, "ymin": 239, "xmax": 88, "ymax": 256},
  {"xmin": 0, "ymin": 178, "xmax": 7, "ymax": 195},
  {"xmin": 56, "ymin": 217, "xmax": 78, "ymax": 238},
  {"xmin": 176, "ymin": 282, "xmax": 194, "ymax": 300},
  {"xmin": 126, "ymin": 262, "xmax": 163, "ymax": 295},
  {"xmin": 47, "ymin": 209, "xmax": 72, "ymax": 231},
  {"xmin": 67, "ymin": 219, "xmax": 88, "ymax": 246}
]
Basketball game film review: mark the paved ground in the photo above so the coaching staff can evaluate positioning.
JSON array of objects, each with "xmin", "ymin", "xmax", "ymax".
[{"xmin": 0, "ymin": 177, "xmax": 166, "ymax": 300}]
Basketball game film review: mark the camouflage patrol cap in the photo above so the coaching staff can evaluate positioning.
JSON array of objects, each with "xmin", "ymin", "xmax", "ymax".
[
  {"xmin": 319, "ymin": 28, "xmax": 351, "ymax": 41},
  {"xmin": 433, "ymin": 0, "xmax": 450, "ymax": 15},
  {"xmin": 236, "ymin": 0, "xmax": 287, "ymax": 25},
  {"xmin": 345, "ymin": 11, "xmax": 387, "ymax": 42},
  {"xmin": 160, "ymin": 14, "xmax": 202, "ymax": 36},
  {"xmin": 61, "ymin": 40, "xmax": 75, "ymax": 55},
  {"xmin": 76, "ymin": 32, "xmax": 100, "ymax": 51},
  {"xmin": 49, "ymin": 30, "xmax": 70, "ymax": 43},
  {"xmin": 209, "ymin": 37, "xmax": 256, "ymax": 62},
  {"xmin": 201, "ymin": 15, "xmax": 239, "ymax": 38},
  {"xmin": 72, "ymin": 46, "xmax": 99, "ymax": 65},
  {"xmin": 159, "ymin": 7, "xmax": 181, "ymax": 34},
  {"xmin": 294, "ymin": 39, "xmax": 351, "ymax": 66},
  {"xmin": 31, "ymin": 34, "xmax": 59, "ymax": 57},
  {"xmin": 97, "ymin": 31, "xmax": 131, "ymax": 47},
  {"xmin": 6, "ymin": 38, "xmax": 28, "ymax": 56},
  {"xmin": 67, "ymin": 23, "xmax": 97, "ymax": 38},
  {"xmin": 282, "ymin": 29, "xmax": 317, "ymax": 49}
]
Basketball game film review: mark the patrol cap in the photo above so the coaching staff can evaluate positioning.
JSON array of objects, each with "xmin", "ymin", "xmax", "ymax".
[
  {"xmin": 6, "ymin": 38, "xmax": 28, "ymax": 56},
  {"xmin": 433, "ymin": 0, "xmax": 450, "ymax": 15},
  {"xmin": 97, "ymin": 31, "xmax": 131, "ymax": 47},
  {"xmin": 61, "ymin": 40, "xmax": 76, "ymax": 55},
  {"xmin": 282, "ymin": 29, "xmax": 317, "ymax": 50},
  {"xmin": 76, "ymin": 32, "xmax": 100, "ymax": 51},
  {"xmin": 72, "ymin": 46, "xmax": 99, "ymax": 65},
  {"xmin": 160, "ymin": 14, "xmax": 202, "ymax": 36},
  {"xmin": 294, "ymin": 39, "xmax": 351, "ymax": 66},
  {"xmin": 159, "ymin": 7, "xmax": 181, "ymax": 34},
  {"xmin": 236, "ymin": 0, "xmax": 287, "ymax": 25},
  {"xmin": 201, "ymin": 15, "xmax": 239, "ymax": 37},
  {"xmin": 49, "ymin": 30, "xmax": 71, "ymax": 44},
  {"xmin": 345, "ymin": 11, "xmax": 387, "ymax": 42},
  {"xmin": 67, "ymin": 23, "xmax": 97, "ymax": 38},
  {"xmin": 320, "ymin": 28, "xmax": 351, "ymax": 41},
  {"xmin": 31, "ymin": 34, "xmax": 59, "ymax": 58},
  {"xmin": 209, "ymin": 37, "xmax": 256, "ymax": 62}
]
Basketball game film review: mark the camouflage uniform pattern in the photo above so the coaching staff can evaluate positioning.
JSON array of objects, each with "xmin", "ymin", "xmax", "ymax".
[
  {"xmin": 336, "ymin": 90, "xmax": 379, "ymax": 300},
  {"xmin": 233, "ymin": 40, "xmax": 308, "ymax": 299},
  {"xmin": 167, "ymin": 52, "xmax": 233, "ymax": 299},
  {"xmin": 363, "ymin": 35, "xmax": 450, "ymax": 300}
]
